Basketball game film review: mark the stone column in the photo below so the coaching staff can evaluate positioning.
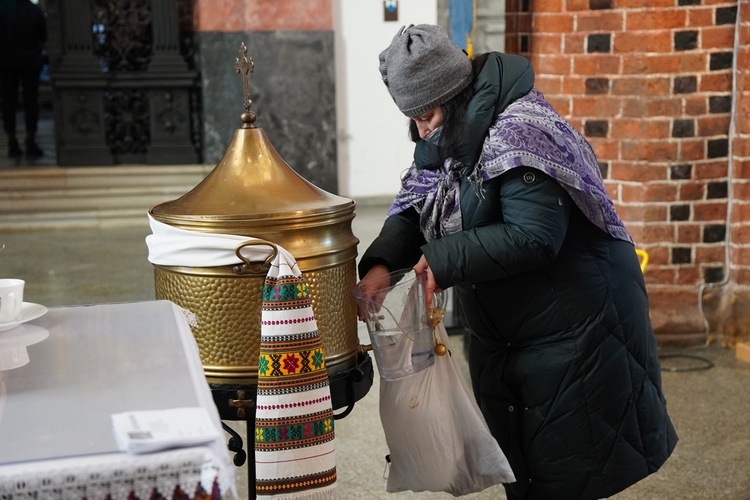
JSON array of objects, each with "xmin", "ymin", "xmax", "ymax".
[
  {"xmin": 51, "ymin": 0, "xmax": 112, "ymax": 165},
  {"xmin": 193, "ymin": 0, "xmax": 338, "ymax": 193},
  {"xmin": 146, "ymin": 0, "xmax": 200, "ymax": 164}
]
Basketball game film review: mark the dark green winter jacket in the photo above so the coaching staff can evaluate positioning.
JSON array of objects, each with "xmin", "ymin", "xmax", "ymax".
[{"xmin": 359, "ymin": 54, "xmax": 677, "ymax": 500}]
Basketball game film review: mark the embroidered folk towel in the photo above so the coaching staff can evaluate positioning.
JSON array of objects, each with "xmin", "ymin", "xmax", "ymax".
[
  {"xmin": 254, "ymin": 247, "xmax": 338, "ymax": 499},
  {"xmin": 145, "ymin": 217, "xmax": 338, "ymax": 497}
]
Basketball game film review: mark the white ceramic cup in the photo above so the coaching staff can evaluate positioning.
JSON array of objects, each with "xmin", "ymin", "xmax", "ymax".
[{"xmin": 0, "ymin": 279, "xmax": 25, "ymax": 323}]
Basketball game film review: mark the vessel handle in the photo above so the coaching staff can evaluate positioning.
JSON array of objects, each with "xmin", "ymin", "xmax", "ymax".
[{"xmin": 233, "ymin": 239, "xmax": 279, "ymax": 275}]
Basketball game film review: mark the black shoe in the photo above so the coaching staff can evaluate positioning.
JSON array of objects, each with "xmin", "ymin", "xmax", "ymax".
[
  {"xmin": 25, "ymin": 141, "xmax": 43, "ymax": 158},
  {"xmin": 8, "ymin": 138, "xmax": 23, "ymax": 158}
]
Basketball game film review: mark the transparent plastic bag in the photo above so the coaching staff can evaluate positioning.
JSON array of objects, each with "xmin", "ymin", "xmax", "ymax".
[
  {"xmin": 356, "ymin": 269, "xmax": 515, "ymax": 495},
  {"xmin": 353, "ymin": 269, "xmax": 436, "ymax": 380}
]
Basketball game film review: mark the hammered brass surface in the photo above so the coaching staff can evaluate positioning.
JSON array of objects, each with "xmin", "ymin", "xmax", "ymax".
[{"xmin": 154, "ymin": 260, "xmax": 359, "ymax": 385}]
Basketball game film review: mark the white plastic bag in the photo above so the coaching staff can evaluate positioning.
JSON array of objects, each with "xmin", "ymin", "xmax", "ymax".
[{"xmin": 379, "ymin": 321, "xmax": 516, "ymax": 496}]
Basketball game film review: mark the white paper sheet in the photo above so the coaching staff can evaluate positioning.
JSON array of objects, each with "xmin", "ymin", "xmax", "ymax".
[{"xmin": 112, "ymin": 407, "xmax": 220, "ymax": 455}]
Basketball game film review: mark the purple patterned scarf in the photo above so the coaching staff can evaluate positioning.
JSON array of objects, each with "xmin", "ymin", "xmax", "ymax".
[{"xmin": 388, "ymin": 88, "xmax": 633, "ymax": 245}]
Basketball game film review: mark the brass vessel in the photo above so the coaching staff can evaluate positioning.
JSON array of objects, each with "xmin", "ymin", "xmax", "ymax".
[{"xmin": 149, "ymin": 44, "xmax": 360, "ymax": 386}]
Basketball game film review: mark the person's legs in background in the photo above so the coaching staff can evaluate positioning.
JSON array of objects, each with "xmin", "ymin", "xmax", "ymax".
[
  {"xmin": 1, "ymin": 70, "xmax": 22, "ymax": 158},
  {"xmin": 20, "ymin": 67, "xmax": 43, "ymax": 157}
]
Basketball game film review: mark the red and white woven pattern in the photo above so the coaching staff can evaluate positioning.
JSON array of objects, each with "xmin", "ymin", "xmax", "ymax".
[{"xmin": 254, "ymin": 248, "xmax": 337, "ymax": 499}]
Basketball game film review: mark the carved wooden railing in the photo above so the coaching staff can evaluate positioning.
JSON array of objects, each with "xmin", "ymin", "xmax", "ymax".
[{"xmin": 45, "ymin": 0, "xmax": 201, "ymax": 166}]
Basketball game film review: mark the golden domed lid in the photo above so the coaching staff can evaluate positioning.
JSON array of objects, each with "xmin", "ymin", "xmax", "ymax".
[{"xmin": 150, "ymin": 43, "xmax": 354, "ymax": 232}]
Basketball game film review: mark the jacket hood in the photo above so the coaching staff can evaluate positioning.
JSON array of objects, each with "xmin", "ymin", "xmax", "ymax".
[{"xmin": 414, "ymin": 52, "xmax": 534, "ymax": 170}]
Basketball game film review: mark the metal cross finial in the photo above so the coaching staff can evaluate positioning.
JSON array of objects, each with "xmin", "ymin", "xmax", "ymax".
[{"xmin": 234, "ymin": 42, "xmax": 255, "ymax": 113}]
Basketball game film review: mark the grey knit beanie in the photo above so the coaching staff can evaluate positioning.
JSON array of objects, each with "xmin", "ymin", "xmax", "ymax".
[{"xmin": 379, "ymin": 24, "xmax": 473, "ymax": 117}]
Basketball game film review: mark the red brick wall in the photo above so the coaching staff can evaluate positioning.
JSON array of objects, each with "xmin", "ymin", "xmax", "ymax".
[
  {"xmin": 194, "ymin": 0, "xmax": 332, "ymax": 31},
  {"xmin": 506, "ymin": 0, "xmax": 750, "ymax": 345}
]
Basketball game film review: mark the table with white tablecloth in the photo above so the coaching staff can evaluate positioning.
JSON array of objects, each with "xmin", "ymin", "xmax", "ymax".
[{"xmin": 0, "ymin": 300, "xmax": 236, "ymax": 499}]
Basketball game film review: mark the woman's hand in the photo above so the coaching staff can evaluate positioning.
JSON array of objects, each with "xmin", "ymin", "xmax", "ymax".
[
  {"xmin": 356, "ymin": 264, "xmax": 391, "ymax": 321},
  {"xmin": 414, "ymin": 255, "xmax": 442, "ymax": 308}
]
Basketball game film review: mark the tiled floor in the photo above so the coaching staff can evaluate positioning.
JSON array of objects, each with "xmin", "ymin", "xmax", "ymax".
[{"xmin": 1, "ymin": 114, "xmax": 750, "ymax": 499}]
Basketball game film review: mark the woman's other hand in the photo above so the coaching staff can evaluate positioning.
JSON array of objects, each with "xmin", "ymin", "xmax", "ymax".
[
  {"xmin": 356, "ymin": 264, "xmax": 391, "ymax": 321},
  {"xmin": 414, "ymin": 255, "xmax": 442, "ymax": 308}
]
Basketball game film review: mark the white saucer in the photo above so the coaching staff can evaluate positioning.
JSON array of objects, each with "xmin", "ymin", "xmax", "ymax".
[
  {"xmin": 0, "ymin": 324, "xmax": 50, "ymax": 370},
  {"xmin": 0, "ymin": 303, "xmax": 48, "ymax": 333}
]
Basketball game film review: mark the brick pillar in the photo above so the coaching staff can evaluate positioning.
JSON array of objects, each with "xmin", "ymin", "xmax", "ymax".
[
  {"xmin": 706, "ymin": 1, "xmax": 750, "ymax": 345},
  {"xmin": 506, "ymin": 1, "xmax": 747, "ymax": 345}
]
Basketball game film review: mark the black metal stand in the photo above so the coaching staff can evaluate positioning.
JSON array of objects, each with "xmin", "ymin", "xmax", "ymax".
[
  {"xmin": 211, "ymin": 384, "xmax": 258, "ymax": 494},
  {"xmin": 221, "ymin": 422, "xmax": 247, "ymax": 467}
]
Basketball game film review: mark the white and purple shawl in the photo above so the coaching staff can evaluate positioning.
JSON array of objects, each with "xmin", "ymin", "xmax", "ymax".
[{"xmin": 388, "ymin": 88, "xmax": 633, "ymax": 245}]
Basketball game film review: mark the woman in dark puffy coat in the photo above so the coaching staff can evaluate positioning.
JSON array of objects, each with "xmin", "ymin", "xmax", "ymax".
[{"xmin": 357, "ymin": 24, "xmax": 678, "ymax": 500}]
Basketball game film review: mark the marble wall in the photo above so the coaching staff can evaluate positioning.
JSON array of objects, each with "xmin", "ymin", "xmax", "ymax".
[
  {"xmin": 194, "ymin": 0, "xmax": 337, "ymax": 194},
  {"xmin": 197, "ymin": 31, "xmax": 337, "ymax": 194}
]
